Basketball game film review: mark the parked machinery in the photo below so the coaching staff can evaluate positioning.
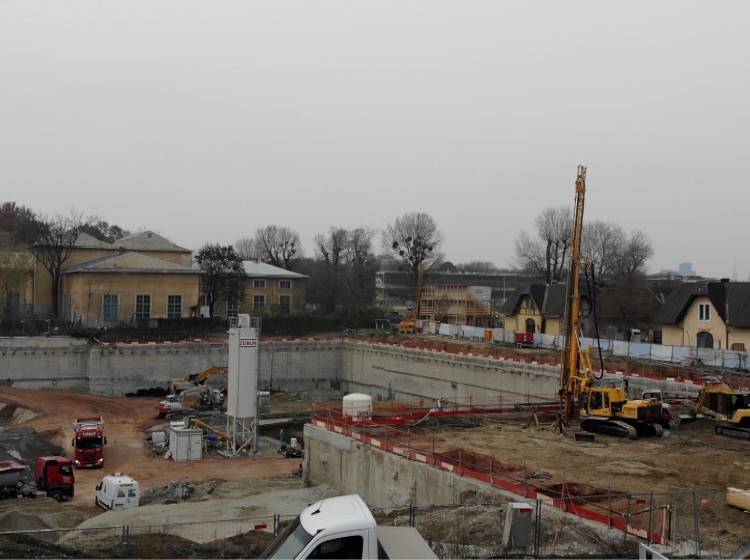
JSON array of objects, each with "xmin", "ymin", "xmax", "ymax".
[
  {"xmin": 694, "ymin": 381, "xmax": 750, "ymax": 439},
  {"xmin": 559, "ymin": 165, "xmax": 666, "ymax": 439},
  {"xmin": 169, "ymin": 367, "xmax": 227, "ymax": 394}
]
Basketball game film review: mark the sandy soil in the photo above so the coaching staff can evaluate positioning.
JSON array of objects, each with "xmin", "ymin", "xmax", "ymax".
[
  {"xmin": 0, "ymin": 388, "xmax": 301, "ymax": 509},
  {"xmin": 433, "ymin": 416, "xmax": 750, "ymax": 548}
]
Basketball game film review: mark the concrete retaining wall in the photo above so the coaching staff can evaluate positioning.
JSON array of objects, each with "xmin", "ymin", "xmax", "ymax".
[
  {"xmin": 0, "ymin": 340, "xmax": 342, "ymax": 395},
  {"xmin": 340, "ymin": 342, "xmax": 559, "ymax": 400},
  {"xmin": 304, "ymin": 423, "xmax": 504, "ymax": 508},
  {"xmin": 0, "ymin": 338, "xmax": 698, "ymax": 401}
]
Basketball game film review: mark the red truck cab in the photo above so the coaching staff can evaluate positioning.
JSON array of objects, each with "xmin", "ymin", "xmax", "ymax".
[
  {"xmin": 72, "ymin": 416, "xmax": 106, "ymax": 468},
  {"xmin": 35, "ymin": 456, "xmax": 75, "ymax": 501}
]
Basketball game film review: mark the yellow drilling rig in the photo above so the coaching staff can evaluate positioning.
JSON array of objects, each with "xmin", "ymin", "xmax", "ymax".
[{"xmin": 559, "ymin": 165, "xmax": 665, "ymax": 439}]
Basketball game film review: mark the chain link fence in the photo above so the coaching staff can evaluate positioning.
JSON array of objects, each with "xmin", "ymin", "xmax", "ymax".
[{"xmin": 0, "ymin": 494, "xmax": 741, "ymax": 559}]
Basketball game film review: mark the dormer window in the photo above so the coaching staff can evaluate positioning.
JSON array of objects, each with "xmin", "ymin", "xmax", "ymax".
[{"xmin": 699, "ymin": 303, "xmax": 710, "ymax": 321}]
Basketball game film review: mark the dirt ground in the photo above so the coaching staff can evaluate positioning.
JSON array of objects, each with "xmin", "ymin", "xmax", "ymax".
[
  {"xmin": 432, "ymin": 416, "xmax": 750, "ymax": 550},
  {"xmin": 0, "ymin": 388, "xmax": 301, "ymax": 510}
]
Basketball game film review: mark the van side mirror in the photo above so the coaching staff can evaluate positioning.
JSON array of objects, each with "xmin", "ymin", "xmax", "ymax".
[
  {"xmin": 104, "ymin": 437, "xmax": 108, "ymax": 445},
  {"xmin": 71, "ymin": 438, "xmax": 75, "ymax": 447},
  {"xmin": 96, "ymin": 482, "xmax": 102, "ymax": 491}
]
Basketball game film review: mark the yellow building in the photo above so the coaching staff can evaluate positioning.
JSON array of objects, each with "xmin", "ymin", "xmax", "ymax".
[
  {"xmin": 656, "ymin": 280, "xmax": 750, "ymax": 350},
  {"xmin": 501, "ymin": 283, "xmax": 568, "ymax": 335},
  {"xmin": 0, "ymin": 251, "xmax": 34, "ymax": 319},
  {"xmin": 63, "ymin": 252, "xmax": 200, "ymax": 326},
  {"xmin": 238, "ymin": 260, "xmax": 307, "ymax": 316},
  {"xmin": 31, "ymin": 231, "xmax": 199, "ymax": 324}
]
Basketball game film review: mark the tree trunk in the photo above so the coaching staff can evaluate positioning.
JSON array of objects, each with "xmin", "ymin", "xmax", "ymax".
[{"xmin": 51, "ymin": 271, "xmax": 60, "ymax": 319}]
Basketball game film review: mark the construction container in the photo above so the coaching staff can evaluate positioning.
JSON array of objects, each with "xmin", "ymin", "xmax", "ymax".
[
  {"xmin": 343, "ymin": 394, "xmax": 373, "ymax": 420},
  {"xmin": 168, "ymin": 427, "xmax": 202, "ymax": 461}
]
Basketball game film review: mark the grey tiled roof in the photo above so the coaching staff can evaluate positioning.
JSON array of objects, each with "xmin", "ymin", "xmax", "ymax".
[
  {"xmin": 63, "ymin": 251, "xmax": 198, "ymax": 275},
  {"xmin": 114, "ymin": 231, "xmax": 190, "ymax": 253},
  {"xmin": 654, "ymin": 281, "xmax": 750, "ymax": 328}
]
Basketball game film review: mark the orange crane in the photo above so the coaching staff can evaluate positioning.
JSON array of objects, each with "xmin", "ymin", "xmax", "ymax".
[{"xmin": 559, "ymin": 165, "xmax": 664, "ymax": 438}]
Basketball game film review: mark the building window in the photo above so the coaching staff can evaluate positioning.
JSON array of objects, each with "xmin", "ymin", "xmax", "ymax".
[
  {"xmin": 102, "ymin": 294, "xmax": 119, "ymax": 322},
  {"xmin": 699, "ymin": 303, "xmax": 710, "ymax": 321},
  {"xmin": 135, "ymin": 294, "xmax": 151, "ymax": 320},
  {"xmin": 167, "ymin": 295, "xmax": 182, "ymax": 319},
  {"xmin": 279, "ymin": 279, "xmax": 292, "ymax": 290},
  {"xmin": 253, "ymin": 294, "xmax": 265, "ymax": 309},
  {"xmin": 227, "ymin": 298, "xmax": 239, "ymax": 318},
  {"xmin": 279, "ymin": 294, "xmax": 292, "ymax": 314},
  {"xmin": 5, "ymin": 292, "xmax": 21, "ymax": 312},
  {"xmin": 253, "ymin": 279, "xmax": 266, "ymax": 289}
]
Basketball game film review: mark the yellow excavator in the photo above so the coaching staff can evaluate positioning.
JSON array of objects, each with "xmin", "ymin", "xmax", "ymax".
[
  {"xmin": 169, "ymin": 367, "xmax": 228, "ymax": 394},
  {"xmin": 693, "ymin": 381, "xmax": 750, "ymax": 439},
  {"xmin": 398, "ymin": 263, "xmax": 425, "ymax": 334},
  {"xmin": 559, "ymin": 165, "xmax": 665, "ymax": 439}
]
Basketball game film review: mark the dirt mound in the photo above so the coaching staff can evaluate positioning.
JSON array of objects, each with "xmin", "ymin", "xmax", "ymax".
[
  {"xmin": 95, "ymin": 531, "xmax": 275, "ymax": 559},
  {"xmin": 0, "ymin": 510, "xmax": 53, "ymax": 531},
  {"xmin": 0, "ymin": 427, "xmax": 64, "ymax": 471},
  {"xmin": 0, "ymin": 534, "xmax": 89, "ymax": 559}
]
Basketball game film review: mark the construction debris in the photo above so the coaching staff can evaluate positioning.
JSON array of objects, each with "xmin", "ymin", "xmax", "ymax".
[{"xmin": 727, "ymin": 487, "xmax": 750, "ymax": 511}]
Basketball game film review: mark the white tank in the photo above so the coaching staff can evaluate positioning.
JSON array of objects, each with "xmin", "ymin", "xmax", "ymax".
[
  {"xmin": 342, "ymin": 393, "xmax": 373, "ymax": 419},
  {"xmin": 227, "ymin": 314, "xmax": 260, "ymax": 419}
]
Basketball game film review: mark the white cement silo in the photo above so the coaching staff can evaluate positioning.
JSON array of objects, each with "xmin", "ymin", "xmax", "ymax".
[{"xmin": 226, "ymin": 314, "xmax": 260, "ymax": 453}]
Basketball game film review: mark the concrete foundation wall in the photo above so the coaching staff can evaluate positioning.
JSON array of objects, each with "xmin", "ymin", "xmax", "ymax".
[
  {"xmin": 340, "ymin": 342, "xmax": 559, "ymax": 400},
  {"xmin": 0, "ymin": 340, "xmax": 342, "ymax": 395},
  {"xmin": 0, "ymin": 338, "xmax": 697, "ymax": 401},
  {"xmin": 304, "ymin": 424, "xmax": 504, "ymax": 508}
]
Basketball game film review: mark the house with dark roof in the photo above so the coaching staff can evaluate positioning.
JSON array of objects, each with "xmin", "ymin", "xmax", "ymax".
[
  {"xmin": 655, "ymin": 280, "xmax": 750, "ymax": 350},
  {"xmin": 31, "ymin": 230, "xmax": 199, "ymax": 323},
  {"xmin": 501, "ymin": 283, "xmax": 569, "ymax": 336}
]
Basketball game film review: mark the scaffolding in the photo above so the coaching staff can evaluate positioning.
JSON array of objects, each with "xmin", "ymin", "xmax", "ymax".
[{"xmin": 420, "ymin": 284, "xmax": 492, "ymax": 326}]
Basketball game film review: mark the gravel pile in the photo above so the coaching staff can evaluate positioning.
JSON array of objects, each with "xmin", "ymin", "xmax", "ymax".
[
  {"xmin": 0, "ymin": 427, "xmax": 64, "ymax": 475},
  {"xmin": 140, "ymin": 479, "xmax": 218, "ymax": 506}
]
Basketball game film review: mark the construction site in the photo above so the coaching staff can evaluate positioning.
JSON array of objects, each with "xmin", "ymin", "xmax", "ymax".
[{"xmin": 1, "ymin": 170, "xmax": 749, "ymax": 559}]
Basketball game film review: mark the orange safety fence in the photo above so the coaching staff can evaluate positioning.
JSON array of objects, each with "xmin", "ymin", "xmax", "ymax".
[{"xmin": 311, "ymin": 405, "xmax": 672, "ymax": 545}]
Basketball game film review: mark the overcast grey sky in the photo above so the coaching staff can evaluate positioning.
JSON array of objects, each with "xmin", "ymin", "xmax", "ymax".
[{"xmin": 2, "ymin": 1, "xmax": 748, "ymax": 277}]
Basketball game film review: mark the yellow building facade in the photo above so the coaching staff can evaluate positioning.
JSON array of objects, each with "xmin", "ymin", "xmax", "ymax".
[
  {"xmin": 32, "ymin": 231, "xmax": 197, "ymax": 322},
  {"xmin": 656, "ymin": 281, "xmax": 750, "ymax": 350},
  {"xmin": 238, "ymin": 260, "xmax": 308, "ymax": 316},
  {"xmin": 501, "ymin": 283, "xmax": 567, "ymax": 336}
]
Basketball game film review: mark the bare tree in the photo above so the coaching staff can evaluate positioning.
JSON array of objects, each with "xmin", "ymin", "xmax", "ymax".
[
  {"xmin": 343, "ymin": 228, "xmax": 377, "ymax": 315},
  {"xmin": 251, "ymin": 225, "xmax": 301, "ymax": 270},
  {"xmin": 582, "ymin": 221, "xmax": 626, "ymax": 281},
  {"xmin": 618, "ymin": 230, "xmax": 653, "ymax": 275},
  {"xmin": 312, "ymin": 227, "xmax": 376, "ymax": 315},
  {"xmin": 234, "ymin": 236, "xmax": 255, "ymax": 260},
  {"xmin": 33, "ymin": 211, "xmax": 93, "ymax": 318},
  {"xmin": 515, "ymin": 207, "xmax": 572, "ymax": 283},
  {"xmin": 383, "ymin": 212, "xmax": 443, "ymax": 285},
  {"xmin": 315, "ymin": 227, "xmax": 349, "ymax": 267}
]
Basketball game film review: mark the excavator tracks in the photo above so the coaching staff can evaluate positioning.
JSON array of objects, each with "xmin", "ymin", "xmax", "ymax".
[
  {"xmin": 715, "ymin": 424, "xmax": 750, "ymax": 440},
  {"xmin": 580, "ymin": 418, "xmax": 637, "ymax": 439}
]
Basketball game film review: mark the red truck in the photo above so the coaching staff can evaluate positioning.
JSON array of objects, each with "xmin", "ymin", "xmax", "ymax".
[
  {"xmin": 35, "ymin": 456, "xmax": 75, "ymax": 501},
  {"xmin": 72, "ymin": 416, "xmax": 106, "ymax": 468}
]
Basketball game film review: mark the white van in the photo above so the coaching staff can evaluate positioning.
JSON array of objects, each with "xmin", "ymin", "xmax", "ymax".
[{"xmin": 95, "ymin": 474, "xmax": 140, "ymax": 510}]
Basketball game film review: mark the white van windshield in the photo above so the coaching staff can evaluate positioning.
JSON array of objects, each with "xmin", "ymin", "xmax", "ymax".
[{"xmin": 261, "ymin": 516, "xmax": 313, "ymax": 559}]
